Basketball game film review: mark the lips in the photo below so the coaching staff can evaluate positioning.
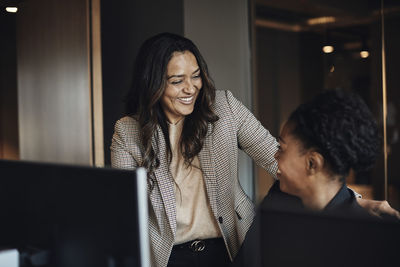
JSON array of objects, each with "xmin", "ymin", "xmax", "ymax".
[{"xmin": 177, "ymin": 95, "xmax": 195, "ymax": 104}]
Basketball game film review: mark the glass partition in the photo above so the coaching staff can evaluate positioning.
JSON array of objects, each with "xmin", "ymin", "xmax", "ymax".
[{"xmin": 254, "ymin": 0, "xmax": 400, "ymax": 209}]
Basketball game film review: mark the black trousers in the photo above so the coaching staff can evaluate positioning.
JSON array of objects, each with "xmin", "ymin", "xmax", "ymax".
[{"xmin": 167, "ymin": 238, "xmax": 231, "ymax": 267}]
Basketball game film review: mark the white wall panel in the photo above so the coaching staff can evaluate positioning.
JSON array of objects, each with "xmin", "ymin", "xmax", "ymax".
[{"xmin": 184, "ymin": 0, "xmax": 255, "ymax": 199}]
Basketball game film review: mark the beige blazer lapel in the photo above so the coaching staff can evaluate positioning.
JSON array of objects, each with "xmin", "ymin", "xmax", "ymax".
[
  {"xmin": 198, "ymin": 123, "xmax": 219, "ymax": 218},
  {"xmin": 151, "ymin": 126, "xmax": 177, "ymax": 237}
]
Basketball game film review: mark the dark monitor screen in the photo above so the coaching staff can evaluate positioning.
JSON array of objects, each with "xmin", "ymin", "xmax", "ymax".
[
  {"xmin": 0, "ymin": 159, "xmax": 149, "ymax": 267},
  {"xmin": 257, "ymin": 207, "xmax": 400, "ymax": 267}
]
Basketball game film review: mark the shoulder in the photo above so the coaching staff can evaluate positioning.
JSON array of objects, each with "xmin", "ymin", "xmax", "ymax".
[
  {"xmin": 260, "ymin": 181, "xmax": 303, "ymax": 211},
  {"xmin": 328, "ymin": 189, "xmax": 373, "ymax": 219},
  {"xmin": 349, "ymin": 195, "xmax": 372, "ymax": 217},
  {"xmin": 113, "ymin": 116, "xmax": 142, "ymax": 143},
  {"xmin": 114, "ymin": 116, "xmax": 140, "ymax": 131},
  {"xmin": 211, "ymin": 90, "xmax": 238, "ymax": 129},
  {"xmin": 214, "ymin": 89, "xmax": 235, "ymax": 104},
  {"xmin": 214, "ymin": 90, "xmax": 228, "ymax": 106},
  {"xmin": 116, "ymin": 115, "xmax": 139, "ymax": 125},
  {"xmin": 213, "ymin": 90, "xmax": 241, "ymax": 115}
]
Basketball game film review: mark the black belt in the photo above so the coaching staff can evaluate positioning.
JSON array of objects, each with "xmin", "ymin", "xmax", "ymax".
[{"xmin": 173, "ymin": 238, "xmax": 224, "ymax": 252}]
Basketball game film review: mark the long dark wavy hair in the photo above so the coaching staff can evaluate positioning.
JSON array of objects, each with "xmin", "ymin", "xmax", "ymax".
[
  {"xmin": 287, "ymin": 89, "xmax": 381, "ymax": 177},
  {"xmin": 125, "ymin": 32, "xmax": 219, "ymax": 175}
]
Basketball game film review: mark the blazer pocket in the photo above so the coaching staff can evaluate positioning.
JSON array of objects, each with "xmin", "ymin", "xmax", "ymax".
[{"xmin": 235, "ymin": 194, "xmax": 255, "ymax": 222}]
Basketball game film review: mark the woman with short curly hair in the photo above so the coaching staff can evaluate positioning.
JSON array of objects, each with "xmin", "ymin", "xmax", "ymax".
[
  {"xmin": 274, "ymin": 89, "xmax": 380, "ymax": 211},
  {"xmin": 233, "ymin": 89, "xmax": 400, "ymax": 267}
]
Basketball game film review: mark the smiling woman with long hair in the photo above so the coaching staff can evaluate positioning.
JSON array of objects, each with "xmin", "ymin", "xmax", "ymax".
[
  {"xmin": 111, "ymin": 33, "xmax": 278, "ymax": 267},
  {"xmin": 124, "ymin": 33, "xmax": 219, "ymax": 176}
]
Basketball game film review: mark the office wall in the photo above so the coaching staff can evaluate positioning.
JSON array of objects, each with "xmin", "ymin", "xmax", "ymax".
[
  {"xmin": 184, "ymin": 0, "xmax": 255, "ymax": 199},
  {"xmin": 101, "ymin": 0, "xmax": 184, "ymax": 166},
  {"xmin": 255, "ymin": 27, "xmax": 302, "ymax": 200},
  {"xmin": 385, "ymin": 17, "xmax": 400, "ymax": 206},
  {"xmin": 0, "ymin": 12, "xmax": 19, "ymax": 160},
  {"xmin": 17, "ymin": 0, "xmax": 93, "ymax": 165}
]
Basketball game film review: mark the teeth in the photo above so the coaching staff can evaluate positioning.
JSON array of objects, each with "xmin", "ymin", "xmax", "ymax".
[
  {"xmin": 277, "ymin": 169, "xmax": 281, "ymax": 174},
  {"xmin": 178, "ymin": 96, "xmax": 194, "ymax": 102}
]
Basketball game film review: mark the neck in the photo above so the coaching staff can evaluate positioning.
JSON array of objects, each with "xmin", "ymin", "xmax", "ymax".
[
  {"xmin": 167, "ymin": 117, "xmax": 184, "ymax": 125},
  {"xmin": 300, "ymin": 175, "xmax": 343, "ymax": 211}
]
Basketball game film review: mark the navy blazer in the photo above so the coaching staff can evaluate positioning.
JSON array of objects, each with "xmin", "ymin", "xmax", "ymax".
[{"xmin": 233, "ymin": 181, "xmax": 371, "ymax": 267}]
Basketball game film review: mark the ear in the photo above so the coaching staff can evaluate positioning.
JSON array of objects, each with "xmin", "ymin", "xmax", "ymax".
[{"xmin": 306, "ymin": 151, "xmax": 324, "ymax": 174}]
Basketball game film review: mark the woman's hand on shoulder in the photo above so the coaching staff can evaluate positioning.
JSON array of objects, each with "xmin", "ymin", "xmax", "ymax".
[{"xmin": 357, "ymin": 198, "xmax": 400, "ymax": 220}]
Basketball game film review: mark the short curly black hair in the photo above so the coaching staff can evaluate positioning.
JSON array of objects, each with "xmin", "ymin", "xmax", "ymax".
[{"xmin": 288, "ymin": 89, "xmax": 381, "ymax": 177}]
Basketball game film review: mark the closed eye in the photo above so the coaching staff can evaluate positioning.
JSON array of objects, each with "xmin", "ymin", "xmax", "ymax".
[{"xmin": 171, "ymin": 80, "xmax": 183, "ymax": 85}]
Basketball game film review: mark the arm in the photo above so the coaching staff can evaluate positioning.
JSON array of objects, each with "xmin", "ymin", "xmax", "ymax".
[
  {"xmin": 110, "ymin": 118, "xmax": 140, "ymax": 170},
  {"xmin": 224, "ymin": 90, "xmax": 278, "ymax": 178}
]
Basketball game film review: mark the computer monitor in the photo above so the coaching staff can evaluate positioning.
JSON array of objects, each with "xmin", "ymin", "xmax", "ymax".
[
  {"xmin": 241, "ymin": 206, "xmax": 400, "ymax": 267},
  {"xmin": 0, "ymin": 159, "xmax": 150, "ymax": 267}
]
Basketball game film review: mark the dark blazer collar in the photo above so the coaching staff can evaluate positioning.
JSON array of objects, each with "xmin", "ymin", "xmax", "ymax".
[{"xmin": 324, "ymin": 182, "xmax": 353, "ymax": 211}]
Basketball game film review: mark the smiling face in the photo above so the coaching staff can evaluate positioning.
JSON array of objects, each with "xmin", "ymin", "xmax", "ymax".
[
  {"xmin": 160, "ymin": 51, "xmax": 202, "ymax": 124},
  {"xmin": 274, "ymin": 122, "xmax": 310, "ymax": 198}
]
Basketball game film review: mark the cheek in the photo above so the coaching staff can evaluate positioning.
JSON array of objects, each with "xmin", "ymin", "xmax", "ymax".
[
  {"xmin": 161, "ymin": 90, "xmax": 177, "ymax": 112},
  {"xmin": 163, "ymin": 85, "xmax": 180, "ymax": 99},
  {"xmin": 197, "ymin": 79, "xmax": 203, "ymax": 89},
  {"xmin": 161, "ymin": 94, "xmax": 171, "ymax": 107},
  {"xmin": 162, "ymin": 87, "xmax": 179, "ymax": 106},
  {"xmin": 279, "ymin": 157, "xmax": 305, "ymax": 193}
]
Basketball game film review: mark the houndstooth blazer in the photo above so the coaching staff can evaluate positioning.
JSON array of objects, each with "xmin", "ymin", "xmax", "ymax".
[{"xmin": 111, "ymin": 90, "xmax": 278, "ymax": 267}]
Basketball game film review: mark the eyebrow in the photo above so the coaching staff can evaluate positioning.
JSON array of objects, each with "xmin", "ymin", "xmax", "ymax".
[{"xmin": 167, "ymin": 68, "xmax": 200, "ymax": 79}]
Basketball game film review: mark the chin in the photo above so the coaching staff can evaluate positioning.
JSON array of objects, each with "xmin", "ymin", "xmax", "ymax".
[{"xmin": 182, "ymin": 108, "xmax": 195, "ymax": 116}]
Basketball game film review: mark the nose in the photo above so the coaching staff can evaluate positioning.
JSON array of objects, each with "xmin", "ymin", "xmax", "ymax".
[{"xmin": 183, "ymin": 80, "xmax": 196, "ymax": 94}]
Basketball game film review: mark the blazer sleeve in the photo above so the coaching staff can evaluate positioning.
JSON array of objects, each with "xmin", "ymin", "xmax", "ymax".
[
  {"xmin": 224, "ymin": 90, "xmax": 278, "ymax": 178},
  {"xmin": 110, "ymin": 117, "xmax": 140, "ymax": 170}
]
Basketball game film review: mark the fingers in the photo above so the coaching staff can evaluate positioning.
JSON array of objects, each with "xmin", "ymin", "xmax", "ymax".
[
  {"xmin": 358, "ymin": 199, "xmax": 382, "ymax": 218},
  {"xmin": 380, "ymin": 201, "xmax": 400, "ymax": 220},
  {"xmin": 357, "ymin": 199, "xmax": 400, "ymax": 220}
]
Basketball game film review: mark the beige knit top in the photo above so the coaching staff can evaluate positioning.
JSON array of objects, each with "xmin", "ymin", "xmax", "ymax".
[{"xmin": 167, "ymin": 119, "xmax": 221, "ymax": 245}]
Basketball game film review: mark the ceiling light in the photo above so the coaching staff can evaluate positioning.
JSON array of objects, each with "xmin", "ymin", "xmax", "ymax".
[
  {"xmin": 360, "ymin": 50, "xmax": 369, "ymax": 58},
  {"xmin": 307, "ymin": 16, "xmax": 336, "ymax": 26},
  {"xmin": 322, "ymin": 45, "xmax": 334, "ymax": 54},
  {"xmin": 5, "ymin": 7, "xmax": 18, "ymax": 13}
]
